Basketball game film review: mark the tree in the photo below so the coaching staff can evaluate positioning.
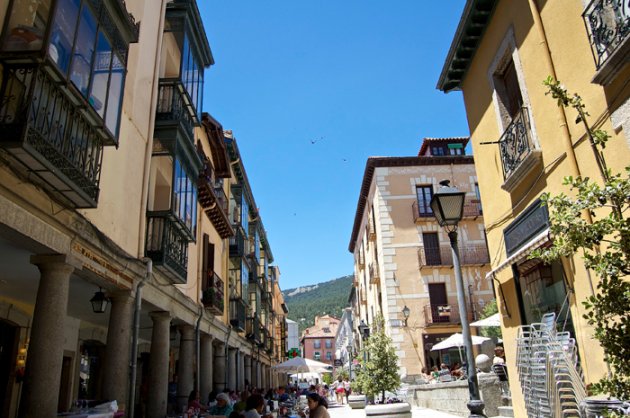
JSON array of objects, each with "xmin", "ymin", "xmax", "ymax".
[
  {"xmin": 531, "ymin": 77, "xmax": 630, "ymax": 402},
  {"xmin": 478, "ymin": 299, "xmax": 502, "ymax": 339},
  {"xmin": 352, "ymin": 315, "xmax": 401, "ymax": 403}
]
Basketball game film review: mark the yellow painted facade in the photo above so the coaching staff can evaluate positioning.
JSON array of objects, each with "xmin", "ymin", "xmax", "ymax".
[{"xmin": 439, "ymin": 1, "xmax": 630, "ymax": 416}]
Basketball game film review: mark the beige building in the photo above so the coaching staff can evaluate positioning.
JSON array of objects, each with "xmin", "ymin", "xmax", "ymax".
[
  {"xmin": 0, "ymin": 1, "xmax": 287, "ymax": 417},
  {"xmin": 438, "ymin": 0, "xmax": 629, "ymax": 416},
  {"xmin": 348, "ymin": 138, "xmax": 493, "ymax": 382}
]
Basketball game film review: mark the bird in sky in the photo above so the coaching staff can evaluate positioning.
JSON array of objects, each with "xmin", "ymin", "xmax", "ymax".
[{"xmin": 310, "ymin": 136, "xmax": 324, "ymax": 144}]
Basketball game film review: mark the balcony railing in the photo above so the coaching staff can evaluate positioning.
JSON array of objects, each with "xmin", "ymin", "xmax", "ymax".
[
  {"xmin": 0, "ymin": 65, "xmax": 104, "ymax": 207},
  {"xmin": 463, "ymin": 198, "xmax": 483, "ymax": 217},
  {"xmin": 411, "ymin": 200, "xmax": 433, "ymax": 222},
  {"xmin": 423, "ymin": 303, "xmax": 465, "ymax": 325},
  {"xmin": 202, "ymin": 272, "xmax": 224, "ymax": 315},
  {"xmin": 498, "ymin": 107, "xmax": 535, "ymax": 180},
  {"xmin": 198, "ymin": 162, "xmax": 233, "ymax": 238},
  {"xmin": 418, "ymin": 243, "xmax": 489, "ymax": 268},
  {"xmin": 583, "ymin": 0, "xmax": 629, "ymax": 70},
  {"xmin": 369, "ymin": 263, "xmax": 380, "ymax": 284},
  {"xmin": 155, "ymin": 79, "xmax": 195, "ymax": 141},
  {"xmin": 145, "ymin": 211, "xmax": 190, "ymax": 283},
  {"xmin": 246, "ymin": 316, "xmax": 261, "ymax": 344},
  {"xmin": 229, "ymin": 228, "xmax": 247, "ymax": 257},
  {"xmin": 229, "ymin": 297, "xmax": 246, "ymax": 331},
  {"xmin": 368, "ymin": 221, "xmax": 376, "ymax": 241}
]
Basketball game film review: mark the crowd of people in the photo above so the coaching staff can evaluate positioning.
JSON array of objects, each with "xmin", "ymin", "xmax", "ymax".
[
  {"xmin": 168, "ymin": 379, "xmax": 341, "ymax": 418},
  {"xmin": 418, "ymin": 345, "xmax": 507, "ymax": 384}
]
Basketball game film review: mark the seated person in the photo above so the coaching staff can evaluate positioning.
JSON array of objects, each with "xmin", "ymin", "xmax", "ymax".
[
  {"xmin": 451, "ymin": 362, "xmax": 464, "ymax": 378},
  {"xmin": 438, "ymin": 363, "xmax": 453, "ymax": 382},
  {"xmin": 209, "ymin": 392, "xmax": 234, "ymax": 416},
  {"xmin": 276, "ymin": 386, "xmax": 289, "ymax": 402},
  {"xmin": 188, "ymin": 390, "xmax": 209, "ymax": 412},
  {"xmin": 493, "ymin": 346, "xmax": 506, "ymax": 365}
]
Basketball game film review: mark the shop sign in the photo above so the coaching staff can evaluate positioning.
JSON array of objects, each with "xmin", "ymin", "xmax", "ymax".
[{"xmin": 504, "ymin": 199, "xmax": 549, "ymax": 256}]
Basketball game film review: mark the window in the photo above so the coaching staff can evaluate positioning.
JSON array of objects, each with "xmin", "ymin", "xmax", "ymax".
[
  {"xmin": 48, "ymin": 0, "xmax": 127, "ymax": 136},
  {"xmin": 415, "ymin": 186, "xmax": 433, "ymax": 217},
  {"xmin": 173, "ymin": 158, "xmax": 197, "ymax": 233},
  {"xmin": 325, "ymin": 340, "xmax": 332, "ymax": 349},
  {"xmin": 423, "ymin": 233, "xmax": 441, "ymax": 265},
  {"xmin": 431, "ymin": 146, "xmax": 446, "ymax": 156},
  {"xmin": 314, "ymin": 352, "xmax": 321, "ymax": 361},
  {"xmin": 313, "ymin": 340, "xmax": 321, "ymax": 349},
  {"xmin": 494, "ymin": 58, "xmax": 523, "ymax": 126},
  {"xmin": 326, "ymin": 352, "xmax": 332, "ymax": 360}
]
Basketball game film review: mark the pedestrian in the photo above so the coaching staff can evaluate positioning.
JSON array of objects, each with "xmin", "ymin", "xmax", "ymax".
[{"xmin": 209, "ymin": 392, "xmax": 234, "ymax": 416}]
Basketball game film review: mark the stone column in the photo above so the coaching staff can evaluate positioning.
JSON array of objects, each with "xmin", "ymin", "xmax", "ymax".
[
  {"xmin": 102, "ymin": 291, "xmax": 134, "ymax": 410},
  {"xmin": 176, "ymin": 325, "xmax": 195, "ymax": 412},
  {"xmin": 213, "ymin": 341, "xmax": 226, "ymax": 391},
  {"xmin": 200, "ymin": 334, "xmax": 214, "ymax": 402},
  {"xmin": 238, "ymin": 352, "xmax": 245, "ymax": 391},
  {"xmin": 244, "ymin": 355, "xmax": 252, "ymax": 389},
  {"xmin": 19, "ymin": 255, "xmax": 78, "ymax": 418},
  {"xmin": 147, "ymin": 311, "xmax": 171, "ymax": 418},
  {"xmin": 227, "ymin": 347, "xmax": 237, "ymax": 390}
]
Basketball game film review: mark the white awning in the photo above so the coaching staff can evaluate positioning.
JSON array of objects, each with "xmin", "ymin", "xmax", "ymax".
[{"xmin": 486, "ymin": 228, "xmax": 551, "ymax": 280}]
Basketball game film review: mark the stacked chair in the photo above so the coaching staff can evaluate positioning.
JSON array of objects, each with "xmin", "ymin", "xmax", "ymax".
[{"xmin": 515, "ymin": 313, "xmax": 586, "ymax": 417}]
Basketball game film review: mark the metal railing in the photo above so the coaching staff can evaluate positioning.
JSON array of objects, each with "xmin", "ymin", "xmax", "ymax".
[
  {"xmin": 418, "ymin": 243, "xmax": 490, "ymax": 268},
  {"xmin": 145, "ymin": 212, "xmax": 190, "ymax": 282},
  {"xmin": 583, "ymin": 0, "xmax": 629, "ymax": 69},
  {"xmin": 156, "ymin": 79, "xmax": 195, "ymax": 141},
  {"xmin": 0, "ymin": 65, "xmax": 104, "ymax": 206},
  {"xmin": 413, "ymin": 197, "xmax": 482, "ymax": 221},
  {"xmin": 229, "ymin": 228, "xmax": 247, "ymax": 257},
  {"xmin": 246, "ymin": 316, "xmax": 261, "ymax": 344},
  {"xmin": 229, "ymin": 297, "xmax": 246, "ymax": 331},
  {"xmin": 412, "ymin": 200, "xmax": 433, "ymax": 221},
  {"xmin": 498, "ymin": 107, "xmax": 535, "ymax": 180},
  {"xmin": 423, "ymin": 303, "xmax": 463, "ymax": 325},
  {"xmin": 202, "ymin": 272, "xmax": 224, "ymax": 315}
]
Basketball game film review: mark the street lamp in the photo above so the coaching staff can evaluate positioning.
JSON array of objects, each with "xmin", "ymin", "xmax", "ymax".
[
  {"xmin": 430, "ymin": 180, "xmax": 485, "ymax": 418},
  {"xmin": 358, "ymin": 320, "xmax": 370, "ymax": 340},
  {"xmin": 402, "ymin": 305, "xmax": 410, "ymax": 327},
  {"xmin": 347, "ymin": 344, "xmax": 353, "ymax": 380},
  {"xmin": 90, "ymin": 288, "xmax": 109, "ymax": 313}
]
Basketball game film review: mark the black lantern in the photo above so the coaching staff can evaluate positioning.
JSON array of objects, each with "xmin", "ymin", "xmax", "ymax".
[
  {"xmin": 358, "ymin": 320, "xmax": 370, "ymax": 340},
  {"xmin": 430, "ymin": 180, "xmax": 465, "ymax": 228},
  {"xmin": 90, "ymin": 288, "xmax": 109, "ymax": 313},
  {"xmin": 402, "ymin": 305, "xmax": 410, "ymax": 327}
]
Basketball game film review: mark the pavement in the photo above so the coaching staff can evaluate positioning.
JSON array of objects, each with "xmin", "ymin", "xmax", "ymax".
[{"xmin": 326, "ymin": 400, "xmax": 460, "ymax": 418}]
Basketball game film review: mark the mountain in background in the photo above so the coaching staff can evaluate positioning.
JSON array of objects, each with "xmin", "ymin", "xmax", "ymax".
[{"xmin": 283, "ymin": 275, "xmax": 353, "ymax": 333}]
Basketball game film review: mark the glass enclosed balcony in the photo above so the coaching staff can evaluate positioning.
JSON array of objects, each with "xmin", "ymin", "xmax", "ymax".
[
  {"xmin": 246, "ymin": 316, "xmax": 261, "ymax": 345},
  {"xmin": 229, "ymin": 297, "xmax": 246, "ymax": 331}
]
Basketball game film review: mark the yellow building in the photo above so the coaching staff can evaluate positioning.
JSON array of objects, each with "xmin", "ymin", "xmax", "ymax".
[
  {"xmin": 438, "ymin": 1, "xmax": 629, "ymax": 416},
  {"xmin": 0, "ymin": 1, "xmax": 287, "ymax": 417},
  {"xmin": 348, "ymin": 138, "xmax": 494, "ymax": 383}
]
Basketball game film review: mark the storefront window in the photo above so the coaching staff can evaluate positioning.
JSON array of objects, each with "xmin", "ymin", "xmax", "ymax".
[{"xmin": 517, "ymin": 260, "xmax": 574, "ymax": 333}]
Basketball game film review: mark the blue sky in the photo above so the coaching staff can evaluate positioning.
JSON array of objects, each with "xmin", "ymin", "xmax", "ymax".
[{"xmin": 199, "ymin": 1, "xmax": 469, "ymax": 289}]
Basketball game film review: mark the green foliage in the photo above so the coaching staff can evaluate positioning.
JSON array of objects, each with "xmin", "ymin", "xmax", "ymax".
[
  {"xmin": 352, "ymin": 315, "xmax": 401, "ymax": 402},
  {"xmin": 479, "ymin": 299, "xmax": 502, "ymax": 339},
  {"xmin": 531, "ymin": 78, "xmax": 630, "ymax": 402},
  {"xmin": 322, "ymin": 373, "xmax": 333, "ymax": 385},
  {"xmin": 284, "ymin": 275, "xmax": 353, "ymax": 333}
]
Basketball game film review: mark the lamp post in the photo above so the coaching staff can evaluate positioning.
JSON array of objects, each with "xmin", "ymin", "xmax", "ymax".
[
  {"xmin": 430, "ymin": 180, "xmax": 486, "ymax": 418},
  {"xmin": 347, "ymin": 344, "xmax": 353, "ymax": 380},
  {"xmin": 402, "ymin": 305, "xmax": 410, "ymax": 327},
  {"xmin": 358, "ymin": 320, "xmax": 370, "ymax": 363}
]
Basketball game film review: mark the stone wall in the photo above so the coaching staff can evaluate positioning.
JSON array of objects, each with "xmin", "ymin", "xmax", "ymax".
[{"xmin": 406, "ymin": 374, "xmax": 502, "ymax": 417}]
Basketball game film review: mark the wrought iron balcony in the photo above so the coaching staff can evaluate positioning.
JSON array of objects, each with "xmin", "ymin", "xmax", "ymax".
[
  {"xmin": 423, "ymin": 303, "xmax": 465, "ymax": 325},
  {"xmin": 229, "ymin": 297, "xmax": 246, "ymax": 331},
  {"xmin": 418, "ymin": 243, "xmax": 489, "ymax": 268},
  {"xmin": 246, "ymin": 316, "xmax": 261, "ymax": 344},
  {"xmin": 411, "ymin": 200, "xmax": 433, "ymax": 222},
  {"xmin": 155, "ymin": 79, "xmax": 196, "ymax": 141},
  {"xmin": 202, "ymin": 272, "xmax": 224, "ymax": 315},
  {"xmin": 498, "ymin": 107, "xmax": 535, "ymax": 180},
  {"xmin": 198, "ymin": 162, "xmax": 233, "ymax": 238},
  {"xmin": 583, "ymin": 0, "xmax": 629, "ymax": 84},
  {"xmin": 0, "ymin": 65, "xmax": 104, "ymax": 207},
  {"xmin": 145, "ymin": 211, "xmax": 190, "ymax": 283}
]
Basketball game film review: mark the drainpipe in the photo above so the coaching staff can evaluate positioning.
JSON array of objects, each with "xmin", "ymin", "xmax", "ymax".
[
  {"xmin": 128, "ymin": 259, "xmax": 152, "ymax": 418},
  {"xmin": 224, "ymin": 325, "xmax": 232, "ymax": 389},
  {"xmin": 195, "ymin": 305, "xmax": 203, "ymax": 394}
]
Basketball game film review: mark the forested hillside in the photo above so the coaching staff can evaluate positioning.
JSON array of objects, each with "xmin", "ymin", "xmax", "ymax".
[{"xmin": 283, "ymin": 275, "xmax": 353, "ymax": 332}]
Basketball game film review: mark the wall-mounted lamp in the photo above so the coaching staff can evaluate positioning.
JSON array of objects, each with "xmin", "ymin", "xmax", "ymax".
[
  {"xmin": 90, "ymin": 288, "xmax": 110, "ymax": 313},
  {"xmin": 402, "ymin": 305, "xmax": 410, "ymax": 327},
  {"xmin": 358, "ymin": 320, "xmax": 370, "ymax": 340}
]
